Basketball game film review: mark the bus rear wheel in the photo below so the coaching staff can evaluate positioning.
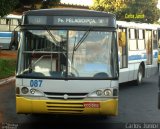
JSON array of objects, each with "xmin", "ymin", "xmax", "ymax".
[{"xmin": 135, "ymin": 65, "xmax": 143, "ymax": 85}]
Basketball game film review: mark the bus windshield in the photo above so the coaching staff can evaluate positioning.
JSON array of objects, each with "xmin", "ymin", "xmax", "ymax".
[{"xmin": 17, "ymin": 29, "xmax": 118, "ymax": 79}]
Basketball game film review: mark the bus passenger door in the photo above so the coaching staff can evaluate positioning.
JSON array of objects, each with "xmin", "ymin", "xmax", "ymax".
[
  {"xmin": 118, "ymin": 28, "xmax": 128, "ymax": 83},
  {"xmin": 145, "ymin": 30, "xmax": 152, "ymax": 77}
]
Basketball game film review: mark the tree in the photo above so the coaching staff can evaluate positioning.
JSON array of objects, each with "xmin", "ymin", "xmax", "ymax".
[
  {"xmin": 17, "ymin": 0, "xmax": 42, "ymax": 9},
  {"xmin": 18, "ymin": 0, "xmax": 35, "ymax": 5},
  {"xmin": 41, "ymin": 0, "xmax": 60, "ymax": 9},
  {"xmin": 0, "ymin": 0, "xmax": 18, "ymax": 17},
  {"xmin": 91, "ymin": 0, "xmax": 127, "ymax": 14},
  {"xmin": 123, "ymin": 0, "xmax": 160, "ymax": 23},
  {"xmin": 91, "ymin": 0, "xmax": 160, "ymax": 23},
  {"xmin": 17, "ymin": 0, "xmax": 60, "ymax": 9}
]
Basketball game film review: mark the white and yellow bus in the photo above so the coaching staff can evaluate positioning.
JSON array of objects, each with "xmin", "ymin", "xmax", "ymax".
[
  {"xmin": 117, "ymin": 21, "xmax": 159, "ymax": 85},
  {"xmin": 15, "ymin": 9, "xmax": 119, "ymax": 116}
]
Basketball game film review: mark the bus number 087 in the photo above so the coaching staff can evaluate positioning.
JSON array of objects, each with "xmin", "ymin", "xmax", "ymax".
[{"xmin": 30, "ymin": 80, "xmax": 42, "ymax": 87}]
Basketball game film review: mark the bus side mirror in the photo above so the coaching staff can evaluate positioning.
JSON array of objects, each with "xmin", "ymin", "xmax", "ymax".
[{"xmin": 118, "ymin": 32, "xmax": 126, "ymax": 47}]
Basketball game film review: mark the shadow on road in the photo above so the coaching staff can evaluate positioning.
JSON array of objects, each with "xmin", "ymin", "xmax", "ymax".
[
  {"xmin": 16, "ymin": 114, "xmax": 123, "ymax": 129},
  {"xmin": 119, "ymin": 79, "xmax": 156, "ymax": 91}
]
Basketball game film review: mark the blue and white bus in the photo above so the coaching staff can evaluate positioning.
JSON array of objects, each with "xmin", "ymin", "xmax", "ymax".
[
  {"xmin": 0, "ymin": 14, "xmax": 21, "ymax": 50},
  {"xmin": 117, "ymin": 21, "xmax": 158, "ymax": 85}
]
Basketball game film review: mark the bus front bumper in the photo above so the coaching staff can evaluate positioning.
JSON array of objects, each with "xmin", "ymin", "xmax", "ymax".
[{"xmin": 16, "ymin": 96, "xmax": 118, "ymax": 116}]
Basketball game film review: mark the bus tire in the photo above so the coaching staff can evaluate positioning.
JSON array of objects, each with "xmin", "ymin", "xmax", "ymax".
[
  {"xmin": 135, "ymin": 65, "xmax": 143, "ymax": 85},
  {"xmin": 11, "ymin": 45, "xmax": 16, "ymax": 50}
]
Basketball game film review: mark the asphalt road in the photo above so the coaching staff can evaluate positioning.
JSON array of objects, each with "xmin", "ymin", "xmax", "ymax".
[{"xmin": 0, "ymin": 73, "xmax": 160, "ymax": 129}]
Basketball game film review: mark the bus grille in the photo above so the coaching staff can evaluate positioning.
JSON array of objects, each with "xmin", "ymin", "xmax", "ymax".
[
  {"xmin": 44, "ymin": 92, "xmax": 88, "ymax": 100},
  {"xmin": 46, "ymin": 102, "xmax": 84, "ymax": 113}
]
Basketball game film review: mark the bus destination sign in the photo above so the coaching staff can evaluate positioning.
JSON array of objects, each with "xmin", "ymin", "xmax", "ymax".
[
  {"xmin": 25, "ymin": 16, "xmax": 114, "ymax": 27},
  {"xmin": 27, "ymin": 16, "xmax": 47, "ymax": 25},
  {"xmin": 53, "ymin": 16, "xmax": 109, "ymax": 27}
]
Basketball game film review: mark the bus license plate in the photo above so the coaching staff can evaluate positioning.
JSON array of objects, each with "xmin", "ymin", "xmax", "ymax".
[{"xmin": 84, "ymin": 102, "xmax": 100, "ymax": 108}]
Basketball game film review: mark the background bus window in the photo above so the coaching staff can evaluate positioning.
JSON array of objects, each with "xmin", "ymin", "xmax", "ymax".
[
  {"xmin": 153, "ymin": 30, "xmax": 158, "ymax": 50},
  {"xmin": 138, "ymin": 29, "xmax": 145, "ymax": 50},
  {"xmin": 129, "ymin": 29, "xmax": 137, "ymax": 50},
  {"xmin": 118, "ymin": 28, "xmax": 128, "ymax": 68},
  {"xmin": 145, "ymin": 30, "xmax": 152, "ymax": 65}
]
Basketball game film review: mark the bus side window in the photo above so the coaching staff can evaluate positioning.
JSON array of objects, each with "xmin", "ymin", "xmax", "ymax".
[
  {"xmin": 153, "ymin": 30, "xmax": 158, "ymax": 50},
  {"xmin": 118, "ymin": 29, "xmax": 128, "ymax": 69},
  {"xmin": 118, "ymin": 32, "xmax": 126, "ymax": 47}
]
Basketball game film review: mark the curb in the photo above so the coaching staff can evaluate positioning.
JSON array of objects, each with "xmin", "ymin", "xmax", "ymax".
[{"xmin": 0, "ymin": 76, "xmax": 15, "ymax": 86}]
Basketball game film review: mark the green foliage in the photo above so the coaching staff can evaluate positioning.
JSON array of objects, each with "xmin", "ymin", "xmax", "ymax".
[
  {"xmin": 91, "ymin": 0, "xmax": 126, "ymax": 12},
  {"xmin": 0, "ymin": 0, "xmax": 18, "ymax": 17},
  {"xmin": 41, "ymin": 0, "xmax": 60, "ymax": 9},
  {"xmin": 17, "ymin": 0, "xmax": 42, "ymax": 10},
  {"xmin": 91, "ymin": 0, "xmax": 160, "ymax": 23},
  {"xmin": 123, "ymin": 0, "xmax": 160, "ymax": 23},
  {"xmin": 16, "ymin": 0, "xmax": 60, "ymax": 10},
  {"xmin": 19, "ymin": 0, "xmax": 33, "ymax": 5},
  {"xmin": 0, "ymin": 58, "xmax": 16, "ymax": 79}
]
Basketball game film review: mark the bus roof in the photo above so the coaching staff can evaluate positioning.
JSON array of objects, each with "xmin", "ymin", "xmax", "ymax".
[
  {"xmin": 117, "ymin": 21, "xmax": 159, "ymax": 30},
  {"xmin": 22, "ymin": 9, "xmax": 116, "ymax": 28},
  {"xmin": 3, "ymin": 14, "xmax": 22, "ymax": 19},
  {"xmin": 23, "ymin": 8, "xmax": 115, "ymax": 18}
]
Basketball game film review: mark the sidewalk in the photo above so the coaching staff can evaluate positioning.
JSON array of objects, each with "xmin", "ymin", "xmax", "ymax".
[{"xmin": 0, "ymin": 76, "xmax": 15, "ymax": 86}]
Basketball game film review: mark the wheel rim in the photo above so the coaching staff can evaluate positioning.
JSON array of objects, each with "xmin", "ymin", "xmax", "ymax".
[{"xmin": 138, "ymin": 70, "xmax": 142, "ymax": 83}]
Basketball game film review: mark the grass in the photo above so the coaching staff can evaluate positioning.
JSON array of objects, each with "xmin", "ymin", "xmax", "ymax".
[{"xmin": 0, "ymin": 58, "xmax": 16, "ymax": 79}]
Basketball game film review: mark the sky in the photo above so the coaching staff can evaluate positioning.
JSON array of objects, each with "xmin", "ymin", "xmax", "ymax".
[{"xmin": 61, "ymin": 0, "xmax": 93, "ymax": 6}]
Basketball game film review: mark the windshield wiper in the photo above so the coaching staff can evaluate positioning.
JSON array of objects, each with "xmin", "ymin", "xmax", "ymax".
[
  {"xmin": 71, "ymin": 28, "xmax": 91, "ymax": 64},
  {"xmin": 71, "ymin": 37, "xmax": 77, "ymax": 64},
  {"xmin": 44, "ymin": 26, "xmax": 59, "ymax": 45},
  {"xmin": 73, "ymin": 28, "xmax": 91, "ymax": 51}
]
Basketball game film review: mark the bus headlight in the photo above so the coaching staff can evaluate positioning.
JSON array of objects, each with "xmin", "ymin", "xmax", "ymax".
[
  {"xmin": 30, "ymin": 89, "xmax": 36, "ymax": 94},
  {"xmin": 21, "ymin": 87, "xmax": 29, "ymax": 94},
  {"xmin": 88, "ymin": 88, "xmax": 114, "ymax": 97},
  {"xmin": 96, "ymin": 90, "xmax": 103, "ymax": 96},
  {"xmin": 30, "ymin": 88, "xmax": 44, "ymax": 96},
  {"xmin": 104, "ymin": 89, "xmax": 112, "ymax": 96}
]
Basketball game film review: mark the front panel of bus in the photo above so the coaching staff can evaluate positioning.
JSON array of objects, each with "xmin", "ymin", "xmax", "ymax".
[{"xmin": 16, "ymin": 9, "xmax": 119, "ymax": 116}]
